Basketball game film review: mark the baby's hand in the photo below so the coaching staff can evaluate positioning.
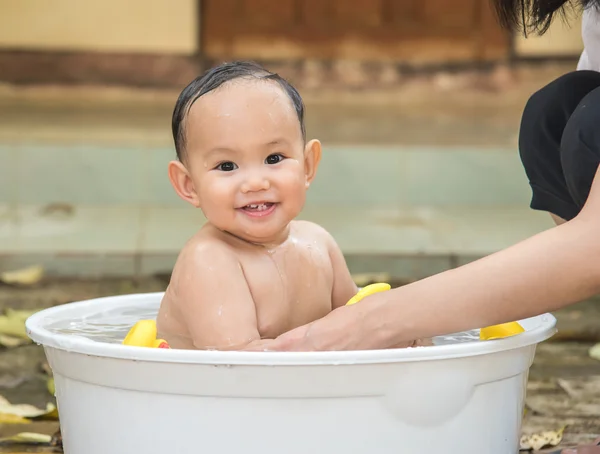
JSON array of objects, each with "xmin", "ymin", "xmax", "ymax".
[
  {"xmin": 241, "ymin": 338, "xmax": 277, "ymax": 351},
  {"xmin": 243, "ymin": 322, "xmax": 315, "ymax": 352}
]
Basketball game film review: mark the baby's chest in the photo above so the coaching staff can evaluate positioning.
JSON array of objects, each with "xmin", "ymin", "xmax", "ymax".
[{"xmin": 242, "ymin": 247, "xmax": 334, "ymax": 337}]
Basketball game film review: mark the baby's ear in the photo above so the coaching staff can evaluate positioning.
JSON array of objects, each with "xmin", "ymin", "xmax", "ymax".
[
  {"xmin": 303, "ymin": 139, "xmax": 322, "ymax": 188},
  {"xmin": 168, "ymin": 160, "xmax": 200, "ymax": 207}
]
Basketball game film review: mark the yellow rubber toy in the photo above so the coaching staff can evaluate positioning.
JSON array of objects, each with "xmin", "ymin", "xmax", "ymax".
[
  {"xmin": 346, "ymin": 283, "xmax": 391, "ymax": 306},
  {"xmin": 122, "ymin": 320, "xmax": 170, "ymax": 349},
  {"xmin": 479, "ymin": 321, "xmax": 525, "ymax": 340}
]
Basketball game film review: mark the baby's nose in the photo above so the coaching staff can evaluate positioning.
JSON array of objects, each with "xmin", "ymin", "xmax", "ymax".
[{"xmin": 241, "ymin": 174, "xmax": 270, "ymax": 193}]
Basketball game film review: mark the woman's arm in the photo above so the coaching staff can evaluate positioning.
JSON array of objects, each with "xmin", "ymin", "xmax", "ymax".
[{"xmin": 254, "ymin": 167, "xmax": 600, "ymax": 351}]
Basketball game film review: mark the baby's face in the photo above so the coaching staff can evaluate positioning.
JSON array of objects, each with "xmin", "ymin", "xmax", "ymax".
[{"xmin": 182, "ymin": 80, "xmax": 316, "ymax": 245}]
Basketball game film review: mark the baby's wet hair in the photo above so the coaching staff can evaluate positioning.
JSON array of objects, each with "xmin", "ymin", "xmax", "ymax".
[{"xmin": 172, "ymin": 60, "xmax": 306, "ymax": 161}]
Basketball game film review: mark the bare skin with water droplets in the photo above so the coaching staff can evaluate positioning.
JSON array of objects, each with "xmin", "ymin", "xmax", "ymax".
[{"xmin": 156, "ymin": 69, "xmax": 424, "ymax": 351}]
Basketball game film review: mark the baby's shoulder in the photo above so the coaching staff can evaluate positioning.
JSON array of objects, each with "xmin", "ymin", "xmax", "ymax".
[
  {"xmin": 175, "ymin": 232, "xmax": 239, "ymax": 273},
  {"xmin": 290, "ymin": 220, "xmax": 336, "ymax": 245}
]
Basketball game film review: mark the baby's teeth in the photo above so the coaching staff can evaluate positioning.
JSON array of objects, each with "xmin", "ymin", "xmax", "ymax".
[{"xmin": 244, "ymin": 203, "xmax": 273, "ymax": 211}]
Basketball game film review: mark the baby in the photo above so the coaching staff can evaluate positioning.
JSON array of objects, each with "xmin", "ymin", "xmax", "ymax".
[{"xmin": 157, "ymin": 61, "xmax": 420, "ymax": 351}]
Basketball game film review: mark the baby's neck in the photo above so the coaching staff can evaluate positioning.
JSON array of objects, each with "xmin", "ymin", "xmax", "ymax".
[{"xmin": 220, "ymin": 223, "xmax": 293, "ymax": 251}]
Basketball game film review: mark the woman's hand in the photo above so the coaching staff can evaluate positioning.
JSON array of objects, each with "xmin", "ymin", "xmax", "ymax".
[
  {"xmin": 245, "ymin": 299, "xmax": 427, "ymax": 352},
  {"xmin": 244, "ymin": 303, "xmax": 377, "ymax": 352},
  {"xmin": 244, "ymin": 297, "xmax": 422, "ymax": 352}
]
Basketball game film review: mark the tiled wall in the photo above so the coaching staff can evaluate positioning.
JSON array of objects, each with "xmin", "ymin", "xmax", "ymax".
[
  {"xmin": 0, "ymin": 143, "xmax": 550, "ymax": 278},
  {"xmin": 0, "ymin": 144, "xmax": 532, "ymax": 207}
]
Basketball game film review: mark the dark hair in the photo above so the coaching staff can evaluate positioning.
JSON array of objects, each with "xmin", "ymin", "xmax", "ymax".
[
  {"xmin": 171, "ymin": 60, "xmax": 306, "ymax": 161},
  {"xmin": 491, "ymin": 0, "xmax": 600, "ymax": 35}
]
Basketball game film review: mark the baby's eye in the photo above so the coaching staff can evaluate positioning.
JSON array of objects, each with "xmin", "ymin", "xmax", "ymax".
[
  {"xmin": 216, "ymin": 161, "xmax": 237, "ymax": 172},
  {"xmin": 265, "ymin": 154, "xmax": 284, "ymax": 165}
]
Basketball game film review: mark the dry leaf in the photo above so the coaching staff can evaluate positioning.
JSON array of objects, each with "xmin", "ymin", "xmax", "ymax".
[
  {"xmin": 520, "ymin": 426, "xmax": 566, "ymax": 451},
  {"xmin": 0, "ymin": 265, "xmax": 44, "ymax": 286},
  {"xmin": 5, "ymin": 308, "xmax": 40, "ymax": 322},
  {"xmin": 50, "ymin": 428, "xmax": 62, "ymax": 448},
  {"xmin": 527, "ymin": 379, "xmax": 559, "ymax": 393},
  {"xmin": 46, "ymin": 377, "xmax": 55, "ymax": 396},
  {"xmin": 527, "ymin": 394, "xmax": 600, "ymax": 418},
  {"xmin": 0, "ymin": 334, "xmax": 30, "ymax": 347},
  {"xmin": 0, "ymin": 395, "xmax": 58, "ymax": 420},
  {"xmin": 0, "ymin": 432, "xmax": 52, "ymax": 444},
  {"xmin": 0, "ymin": 374, "xmax": 28, "ymax": 389},
  {"xmin": 0, "ymin": 307, "xmax": 42, "ymax": 342},
  {"xmin": 0, "ymin": 315, "xmax": 29, "ymax": 339},
  {"xmin": 557, "ymin": 376, "xmax": 600, "ymax": 400},
  {"xmin": 590, "ymin": 343, "xmax": 600, "ymax": 361},
  {"xmin": 40, "ymin": 361, "xmax": 52, "ymax": 376},
  {"xmin": 0, "ymin": 413, "xmax": 31, "ymax": 424},
  {"xmin": 29, "ymin": 406, "xmax": 58, "ymax": 421}
]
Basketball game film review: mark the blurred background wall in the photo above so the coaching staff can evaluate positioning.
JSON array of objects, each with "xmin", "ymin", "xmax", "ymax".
[
  {"xmin": 0, "ymin": 0, "xmax": 582, "ymax": 86},
  {"xmin": 0, "ymin": 0, "xmax": 586, "ymax": 283}
]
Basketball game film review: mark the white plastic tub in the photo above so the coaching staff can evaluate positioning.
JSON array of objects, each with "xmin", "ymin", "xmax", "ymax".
[{"xmin": 26, "ymin": 292, "xmax": 556, "ymax": 454}]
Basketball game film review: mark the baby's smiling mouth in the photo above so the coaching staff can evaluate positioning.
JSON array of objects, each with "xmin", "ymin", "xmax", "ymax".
[
  {"xmin": 242, "ymin": 202, "xmax": 274, "ymax": 212},
  {"xmin": 238, "ymin": 202, "xmax": 277, "ymax": 217}
]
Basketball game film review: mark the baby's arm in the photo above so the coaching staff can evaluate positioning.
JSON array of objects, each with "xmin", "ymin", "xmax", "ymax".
[
  {"xmin": 174, "ymin": 242, "xmax": 263, "ymax": 350},
  {"xmin": 324, "ymin": 233, "xmax": 359, "ymax": 309},
  {"xmin": 322, "ymin": 229, "xmax": 428, "ymax": 347}
]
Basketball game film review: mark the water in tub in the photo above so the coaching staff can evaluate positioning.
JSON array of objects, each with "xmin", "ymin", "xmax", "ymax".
[{"xmin": 42, "ymin": 301, "xmax": 481, "ymax": 346}]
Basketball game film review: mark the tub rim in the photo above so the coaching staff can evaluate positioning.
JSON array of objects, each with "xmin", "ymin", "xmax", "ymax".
[{"xmin": 26, "ymin": 292, "xmax": 557, "ymax": 365}]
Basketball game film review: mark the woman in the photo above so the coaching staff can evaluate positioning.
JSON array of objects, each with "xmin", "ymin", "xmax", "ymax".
[
  {"xmin": 256, "ymin": 4, "xmax": 600, "ymax": 451},
  {"xmin": 250, "ymin": 0, "xmax": 600, "ymax": 351}
]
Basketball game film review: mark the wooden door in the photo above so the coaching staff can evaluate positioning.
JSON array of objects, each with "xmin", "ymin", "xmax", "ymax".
[{"xmin": 200, "ymin": 0, "xmax": 510, "ymax": 64}]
